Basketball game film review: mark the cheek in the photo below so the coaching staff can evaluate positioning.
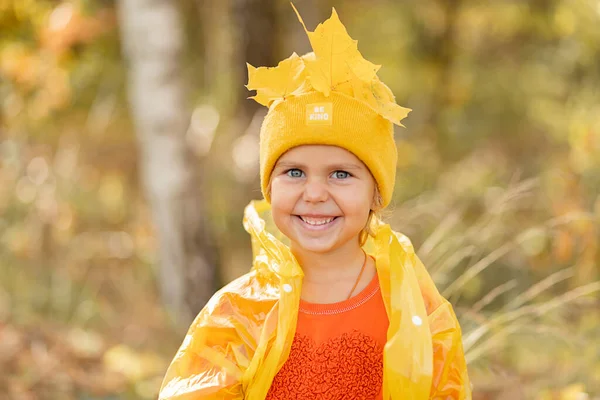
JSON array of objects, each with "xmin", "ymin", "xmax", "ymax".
[
  {"xmin": 348, "ymin": 204, "xmax": 371, "ymax": 227},
  {"xmin": 335, "ymin": 186, "xmax": 373, "ymax": 231},
  {"xmin": 337, "ymin": 186, "xmax": 372, "ymax": 215},
  {"xmin": 270, "ymin": 179, "xmax": 295, "ymax": 210},
  {"xmin": 270, "ymin": 179, "xmax": 298, "ymax": 231}
]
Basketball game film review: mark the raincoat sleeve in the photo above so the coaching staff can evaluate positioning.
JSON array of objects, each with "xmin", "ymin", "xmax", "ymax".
[
  {"xmin": 414, "ymin": 255, "xmax": 472, "ymax": 399},
  {"xmin": 158, "ymin": 289, "xmax": 247, "ymax": 400}
]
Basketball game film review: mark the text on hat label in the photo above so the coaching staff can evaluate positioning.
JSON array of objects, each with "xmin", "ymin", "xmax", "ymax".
[{"xmin": 306, "ymin": 102, "xmax": 333, "ymax": 126}]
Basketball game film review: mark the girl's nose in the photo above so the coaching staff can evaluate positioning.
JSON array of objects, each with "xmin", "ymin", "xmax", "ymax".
[{"xmin": 302, "ymin": 179, "xmax": 328, "ymax": 203}]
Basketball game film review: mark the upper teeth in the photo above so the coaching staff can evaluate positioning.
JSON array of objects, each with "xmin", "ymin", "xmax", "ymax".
[{"xmin": 301, "ymin": 217, "xmax": 334, "ymax": 226}]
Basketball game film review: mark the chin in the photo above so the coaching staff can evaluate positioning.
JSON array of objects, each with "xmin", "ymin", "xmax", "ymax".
[
  {"xmin": 293, "ymin": 239, "xmax": 338, "ymax": 254},
  {"xmin": 290, "ymin": 233, "xmax": 358, "ymax": 255}
]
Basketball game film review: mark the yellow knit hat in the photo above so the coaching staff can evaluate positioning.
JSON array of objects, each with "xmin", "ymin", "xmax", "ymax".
[{"xmin": 247, "ymin": 5, "xmax": 411, "ymax": 207}]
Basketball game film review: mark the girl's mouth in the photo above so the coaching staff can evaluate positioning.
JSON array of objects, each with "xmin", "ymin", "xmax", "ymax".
[{"xmin": 295, "ymin": 215, "xmax": 339, "ymax": 231}]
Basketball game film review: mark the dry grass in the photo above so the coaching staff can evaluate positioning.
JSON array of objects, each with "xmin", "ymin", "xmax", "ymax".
[{"xmin": 391, "ymin": 159, "xmax": 600, "ymax": 397}]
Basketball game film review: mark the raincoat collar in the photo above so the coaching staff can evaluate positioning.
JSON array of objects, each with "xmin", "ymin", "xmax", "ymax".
[{"xmin": 242, "ymin": 200, "xmax": 435, "ymax": 399}]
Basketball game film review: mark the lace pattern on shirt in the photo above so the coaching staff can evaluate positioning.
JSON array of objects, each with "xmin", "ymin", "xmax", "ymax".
[{"xmin": 266, "ymin": 330, "xmax": 384, "ymax": 399}]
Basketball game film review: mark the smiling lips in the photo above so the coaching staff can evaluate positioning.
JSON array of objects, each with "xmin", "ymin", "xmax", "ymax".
[{"xmin": 297, "ymin": 215, "xmax": 339, "ymax": 230}]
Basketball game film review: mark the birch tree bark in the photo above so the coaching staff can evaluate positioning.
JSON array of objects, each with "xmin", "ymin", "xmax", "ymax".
[{"xmin": 117, "ymin": 0, "xmax": 216, "ymax": 327}]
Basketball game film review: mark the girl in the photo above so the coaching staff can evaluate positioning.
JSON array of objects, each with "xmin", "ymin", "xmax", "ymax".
[{"xmin": 159, "ymin": 6, "xmax": 470, "ymax": 400}]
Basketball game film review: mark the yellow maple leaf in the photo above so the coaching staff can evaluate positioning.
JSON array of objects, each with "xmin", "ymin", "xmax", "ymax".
[
  {"xmin": 246, "ymin": 52, "xmax": 309, "ymax": 107},
  {"xmin": 292, "ymin": 4, "xmax": 380, "ymax": 97},
  {"xmin": 352, "ymin": 77, "xmax": 412, "ymax": 126},
  {"xmin": 246, "ymin": 5, "xmax": 411, "ymax": 126}
]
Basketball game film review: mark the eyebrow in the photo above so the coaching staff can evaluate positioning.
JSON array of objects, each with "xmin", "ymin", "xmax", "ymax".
[{"xmin": 275, "ymin": 161, "xmax": 363, "ymax": 170}]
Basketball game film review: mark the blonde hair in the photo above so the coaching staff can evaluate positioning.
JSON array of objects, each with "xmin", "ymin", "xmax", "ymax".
[{"xmin": 359, "ymin": 188, "xmax": 384, "ymax": 247}]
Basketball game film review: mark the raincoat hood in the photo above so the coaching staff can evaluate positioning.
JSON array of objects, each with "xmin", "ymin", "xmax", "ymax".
[{"xmin": 159, "ymin": 200, "xmax": 471, "ymax": 399}]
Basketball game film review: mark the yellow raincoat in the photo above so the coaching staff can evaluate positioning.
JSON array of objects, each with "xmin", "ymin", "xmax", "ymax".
[{"xmin": 159, "ymin": 200, "xmax": 471, "ymax": 399}]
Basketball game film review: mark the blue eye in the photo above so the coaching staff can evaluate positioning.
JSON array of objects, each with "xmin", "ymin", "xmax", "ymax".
[
  {"xmin": 332, "ymin": 171, "xmax": 350, "ymax": 179},
  {"xmin": 287, "ymin": 169, "xmax": 304, "ymax": 178}
]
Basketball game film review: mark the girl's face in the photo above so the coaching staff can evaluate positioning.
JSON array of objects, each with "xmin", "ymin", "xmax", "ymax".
[{"xmin": 270, "ymin": 145, "xmax": 376, "ymax": 255}]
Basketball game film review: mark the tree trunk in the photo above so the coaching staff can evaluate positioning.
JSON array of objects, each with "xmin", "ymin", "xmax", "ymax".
[
  {"xmin": 188, "ymin": 0, "xmax": 278, "ymax": 282},
  {"xmin": 117, "ymin": 0, "xmax": 217, "ymax": 327}
]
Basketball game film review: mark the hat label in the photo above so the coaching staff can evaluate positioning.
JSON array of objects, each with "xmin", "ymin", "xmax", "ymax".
[{"xmin": 306, "ymin": 103, "xmax": 333, "ymax": 126}]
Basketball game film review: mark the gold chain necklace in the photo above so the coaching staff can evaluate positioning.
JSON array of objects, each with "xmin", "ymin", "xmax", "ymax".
[{"xmin": 346, "ymin": 250, "xmax": 368, "ymax": 300}]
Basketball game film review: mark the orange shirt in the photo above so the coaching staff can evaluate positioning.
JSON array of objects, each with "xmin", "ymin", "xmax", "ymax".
[{"xmin": 267, "ymin": 273, "xmax": 389, "ymax": 399}]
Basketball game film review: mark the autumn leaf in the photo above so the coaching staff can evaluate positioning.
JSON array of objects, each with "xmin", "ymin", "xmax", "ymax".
[
  {"xmin": 352, "ymin": 77, "xmax": 412, "ymax": 126},
  {"xmin": 291, "ymin": 5, "xmax": 409, "ymax": 125},
  {"xmin": 247, "ymin": 5, "xmax": 410, "ymax": 126},
  {"xmin": 246, "ymin": 52, "xmax": 309, "ymax": 107},
  {"xmin": 292, "ymin": 4, "xmax": 380, "ymax": 97}
]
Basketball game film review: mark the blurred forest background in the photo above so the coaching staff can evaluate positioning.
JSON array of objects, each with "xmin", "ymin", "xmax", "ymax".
[{"xmin": 1, "ymin": 0, "xmax": 599, "ymax": 399}]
